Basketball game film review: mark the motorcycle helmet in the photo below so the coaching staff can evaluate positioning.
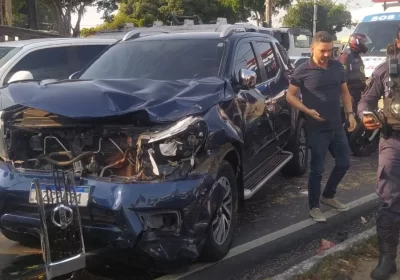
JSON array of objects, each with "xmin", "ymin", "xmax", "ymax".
[{"xmin": 348, "ymin": 33, "xmax": 371, "ymax": 54}]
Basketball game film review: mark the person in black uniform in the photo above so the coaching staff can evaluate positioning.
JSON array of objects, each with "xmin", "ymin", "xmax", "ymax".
[
  {"xmin": 358, "ymin": 28, "xmax": 400, "ymax": 280},
  {"xmin": 339, "ymin": 33, "xmax": 370, "ymax": 114}
]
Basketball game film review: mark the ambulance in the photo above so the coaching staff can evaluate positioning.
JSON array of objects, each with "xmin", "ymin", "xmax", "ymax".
[{"xmin": 352, "ymin": 0, "xmax": 400, "ymax": 77}]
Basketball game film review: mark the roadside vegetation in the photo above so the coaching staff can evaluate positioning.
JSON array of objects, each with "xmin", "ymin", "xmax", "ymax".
[{"xmin": 296, "ymin": 235, "xmax": 379, "ymax": 280}]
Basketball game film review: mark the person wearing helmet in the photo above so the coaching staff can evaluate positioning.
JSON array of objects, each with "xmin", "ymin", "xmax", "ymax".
[
  {"xmin": 358, "ymin": 26, "xmax": 400, "ymax": 280},
  {"xmin": 339, "ymin": 33, "xmax": 371, "ymax": 113}
]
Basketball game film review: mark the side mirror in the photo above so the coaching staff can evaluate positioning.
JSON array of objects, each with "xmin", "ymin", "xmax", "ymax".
[
  {"xmin": 239, "ymin": 69, "xmax": 257, "ymax": 89},
  {"xmin": 69, "ymin": 71, "xmax": 80, "ymax": 80},
  {"xmin": 7, "ymin": 71, "xmax": 33, "ymax": 84}
]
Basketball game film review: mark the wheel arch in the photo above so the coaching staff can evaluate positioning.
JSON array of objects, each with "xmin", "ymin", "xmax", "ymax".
[{"xmin": 222, "ymin": 143, "xmax": 244, "ymax": 209}]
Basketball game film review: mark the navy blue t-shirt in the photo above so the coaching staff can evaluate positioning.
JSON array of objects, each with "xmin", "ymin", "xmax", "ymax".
[{"xmin": 290, "ymin": 59, "xmax": 346, "ymax": 130}]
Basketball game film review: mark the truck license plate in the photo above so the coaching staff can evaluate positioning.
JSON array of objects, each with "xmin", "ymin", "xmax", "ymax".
[{"xmin": 29, "ymin": 184, "xmax": 90, "ymax": 207}]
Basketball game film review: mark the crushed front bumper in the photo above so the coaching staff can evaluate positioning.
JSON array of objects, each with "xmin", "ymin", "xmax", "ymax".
[{"xmin": 0, "ymin": 161, "xmax": 223, "ymax": 268}]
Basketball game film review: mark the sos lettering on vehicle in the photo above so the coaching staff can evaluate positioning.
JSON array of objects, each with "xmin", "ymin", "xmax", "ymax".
[{"xmin": 362, "ymin": 13, "xmax": 400, "ymax": 22}]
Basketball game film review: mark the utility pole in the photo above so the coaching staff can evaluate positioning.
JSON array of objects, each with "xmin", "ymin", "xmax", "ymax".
[
  {"xmin": 27, "ymin": 0, "xmax": 38, "ymax": 30},
  {"xmin": 313, "ymin": 0, "xmax": 317, "ymax": 35},
  {"xmin": 265, "ymin": 0, "xmax": 272, "ymax": 27}
]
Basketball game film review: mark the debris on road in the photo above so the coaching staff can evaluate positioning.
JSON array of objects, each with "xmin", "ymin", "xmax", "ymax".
[
  {"xmin": 317, "ymin": 239, "xmax": 335, "ymax": 254},
  {"xmin": 361, "ymin": 216, "xmax": 367, "ymax": 224},
  {"xmin": 296, "ymin": 231, "xmax": 378, "ymax": 280}
]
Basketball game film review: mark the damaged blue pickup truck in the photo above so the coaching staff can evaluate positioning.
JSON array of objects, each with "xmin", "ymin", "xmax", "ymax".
[{"xmin": 0, "ymin": 25, "xmax": 308, "ymax": 278}]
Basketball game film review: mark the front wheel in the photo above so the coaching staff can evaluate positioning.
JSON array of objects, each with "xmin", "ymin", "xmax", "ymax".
[
  {"xmin": 201, "ymin": 160, "xmax": 238, "ymax": 262},
  {"xmin": 349, "ymin": 123, "xmax": 379, "ymax": 157}
]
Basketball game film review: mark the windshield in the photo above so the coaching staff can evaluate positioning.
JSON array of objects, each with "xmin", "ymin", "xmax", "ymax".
[
  {"xmin": 293, "ymin": 34, "xmax": 311, "ymax": 48},
  {"xmin": 353, "ymin": 21, "xmax": 400, "ymax": 56},
  {"xmin": 0, "ymin": 47, "xmax": 21, "ymax": 68},
  {"xmin": 80, "ymin": 39, "xmax": 226, "ymax": 80}
]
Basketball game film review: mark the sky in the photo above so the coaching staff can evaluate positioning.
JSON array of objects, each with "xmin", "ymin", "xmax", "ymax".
[{"xmin": 71, "ymin": 0, "xmax": 383, "ymax": 38}]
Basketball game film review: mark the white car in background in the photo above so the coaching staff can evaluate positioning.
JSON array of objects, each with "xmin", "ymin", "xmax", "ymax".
[{"xmin": 0, "ymin": 38, "xmax": 116, "ymax": 86}]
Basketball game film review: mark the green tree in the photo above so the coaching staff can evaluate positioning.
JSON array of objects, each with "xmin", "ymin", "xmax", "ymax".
[
  {"xmin": 282, "ymin": 0, "xmax": 351, "ymax": 35},
  {"xmin": 98, "ymin": 0, "xmax": 246, "ymax": 24},
  {"xmin": 245, "ymin": 0, "xmax": 292, "ymax": 26}
]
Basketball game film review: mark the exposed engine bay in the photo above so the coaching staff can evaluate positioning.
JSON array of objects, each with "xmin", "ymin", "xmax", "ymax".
[{"xmin": 2, "ymin": 108, "xmax": 208, "ymax": 181}]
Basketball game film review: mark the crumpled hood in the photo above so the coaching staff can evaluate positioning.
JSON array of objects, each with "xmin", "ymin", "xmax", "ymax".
[{"xmin": 0, "ymin": 77, "xmax": 234, "ymax": 122}]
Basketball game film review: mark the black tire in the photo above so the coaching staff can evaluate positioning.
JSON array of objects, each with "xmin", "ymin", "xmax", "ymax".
[
  {"xmin": 349, "ymin": 123, "xmax": 379, "ymax": 157},
  {"xmin": 200, "ymin": 160, "xmax": 238, "ymax": 262},
  {"xmin": 1, "ymin": 228, "xmax": 38, "ymax": 247},
  {"xmin": 282, "ymin": 117, "xmax": 308, "ymax": 177}
]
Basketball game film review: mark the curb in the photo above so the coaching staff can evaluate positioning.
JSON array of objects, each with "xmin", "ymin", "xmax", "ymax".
[
  {"xmin": 270, "ymin": 227, "xmax": 377, "ymax": 280},
  {"xmin": 156, "ymin": 193, "xmax": 379, "ymax": 280}
]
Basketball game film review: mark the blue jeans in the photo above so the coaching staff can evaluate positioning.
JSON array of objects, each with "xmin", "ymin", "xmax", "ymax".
[{"xmin": 308, "ymin": 126, "xmax": 351, "ymax": 209}]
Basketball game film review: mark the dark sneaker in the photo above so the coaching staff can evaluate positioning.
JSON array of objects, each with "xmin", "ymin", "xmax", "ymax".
[
  {"xmin": 310, "ymin": 208, "xmax": 327, "ymax": 222},
  {"xmin": 321, "ymin": 197, "xmax": 349, "ymax": 212}
]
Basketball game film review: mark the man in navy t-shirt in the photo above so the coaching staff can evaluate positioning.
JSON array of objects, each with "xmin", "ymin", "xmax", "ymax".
[{"xmin": 286, "ymin": 31, "xmax": 357, "ymax": 222}]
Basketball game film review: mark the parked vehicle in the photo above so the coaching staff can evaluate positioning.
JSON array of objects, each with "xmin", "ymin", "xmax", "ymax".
[
  {"xmin": 290, "ymin": 56, "xmax": 309, "ymax": 67},
  {"xmin": 342, "ymin": 106, "xmax": 380, "ymax": 157},
  {"xmin": 265, "ymin": 28, "xmax": 312, "ymax": 58},
  {"xmin": 0, "ymin": 23, "xmax": 307, "ymax": 278},
  {"xmin": 350, "ymin": 2, "xmax": 400, "ymax": 77},
  {"xmin": 0, "ymin": 38, "xmax": 116, "ymax": 86}
]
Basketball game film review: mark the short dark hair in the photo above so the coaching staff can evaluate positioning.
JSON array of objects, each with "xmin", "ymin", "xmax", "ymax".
[{"xmin": 312, "ymin": 31, "xmax": 333, "ymax": 44}]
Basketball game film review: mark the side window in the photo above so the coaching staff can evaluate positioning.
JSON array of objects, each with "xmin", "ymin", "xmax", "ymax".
[
  {"xmin": 276, "ymin": 43, "xmax": 290, "ymax": 66},
  {"xmin": 76, "ymin": 45, "xmax": 108, "ymax": 69},
  {"xmin": 5, "ymin": 47, "xmax": 69, "ymax": 82},
  {"xmin": 234, "ymin": 42, "xmax": 261, "ymax": 84},
  {"xmin": 255, "ymin": 42, "xmax": 279, "ymax": 80}
]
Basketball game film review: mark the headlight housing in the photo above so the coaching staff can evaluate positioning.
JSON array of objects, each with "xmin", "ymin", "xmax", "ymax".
[
  {"xmin": 150, "ymin": 116, "xmax": 208, "ymax": 158},
  {"xmin": 142, "ymin": 116, "xmax": 208, "ymax": 176}
]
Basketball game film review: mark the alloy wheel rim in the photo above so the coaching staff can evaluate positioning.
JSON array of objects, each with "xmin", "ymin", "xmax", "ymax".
[{"xmin": 212, "ymin": 176, "xmax": 232, "ymax": 245}]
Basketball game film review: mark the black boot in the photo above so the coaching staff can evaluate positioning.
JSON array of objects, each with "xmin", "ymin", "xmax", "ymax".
[{"xmin": 370, "ymin": 210, "xmax": 399, "ymax": 280}]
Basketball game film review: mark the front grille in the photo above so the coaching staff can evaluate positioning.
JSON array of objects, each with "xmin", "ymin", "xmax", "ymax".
[{"xmin": 32, "ymin": 169, "xmax": 86, "ymax": 278}]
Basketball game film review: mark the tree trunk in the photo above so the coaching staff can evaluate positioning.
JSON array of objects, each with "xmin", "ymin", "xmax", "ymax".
[
  {"xmin": 255, "ymin": 11, "xmax": 260, "ymax": 26},
  {"xmin": 4, "ymin": 0, "xmax": 12, "ymax": 26},
  {"xmin": 0, "ymin": 0, "xmax": 4, "ymax": 25},
  {"xmin": 72, "ymin": 4, "xmax": 85, "ymax": 37},
  {"xmin": 28, "ymin": 0, "xmax": 38, "ymax": 29}
]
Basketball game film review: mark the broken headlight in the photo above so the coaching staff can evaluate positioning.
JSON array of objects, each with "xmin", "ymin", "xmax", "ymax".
[{"xmin": 145, "ymin": 116, "xmax": 208, "ymax": 175}]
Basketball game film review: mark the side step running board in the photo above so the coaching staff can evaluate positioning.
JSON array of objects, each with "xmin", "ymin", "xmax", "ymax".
[{"xmin": 244, "ymin": 151, "xmax": 293, "ymax": 200}]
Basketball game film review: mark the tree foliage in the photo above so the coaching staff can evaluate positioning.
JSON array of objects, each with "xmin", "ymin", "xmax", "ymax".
[
  {"xmin": 282, "ymin": 0, "xmax": 351, "ymax": 35},
  {"xmin": 82, "ymin": 0, "xmax": 250, "ymax": 36},
  {"xmin": 245, "ymin": 0, "xmax": 292, "ymax": 26},
  {"xmin": 12, "ymin": 0, "xmax": 120, "ymax": 36}
]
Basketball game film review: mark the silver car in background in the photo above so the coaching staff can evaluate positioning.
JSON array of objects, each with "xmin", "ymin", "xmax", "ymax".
[{"xmin": 0, "ymin": 38, "xmax": 116, "ymax": 86}]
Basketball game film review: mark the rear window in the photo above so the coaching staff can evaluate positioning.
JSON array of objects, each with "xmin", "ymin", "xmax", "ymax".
[
  {"xmin": 0, "ymin": 47, "xmax": 21, "ymax": 68},
  {"xmin": 293, "ymin": 35, "xmax": 311, "ymax": 48},
  {"xmin": 80, "ymin": 39, "xmax": 226, "ymax": 80}
]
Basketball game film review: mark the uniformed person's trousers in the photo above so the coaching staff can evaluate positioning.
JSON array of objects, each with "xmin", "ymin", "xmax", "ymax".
[
  {"xmin": 377, "ymin": 137, "xmax": 400, "ymax": 210},
  {"xmin": 371, "ymin": 136, "xmax": 400, "ymax": 280},
  {"xmin": 371, "ymin": 203, "xmax": 399, "ymax": 279}
]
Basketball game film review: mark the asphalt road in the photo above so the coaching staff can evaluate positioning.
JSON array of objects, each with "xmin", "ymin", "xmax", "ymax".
[{"xmin": 0, "ymin": 151, "xmax": 380, "ymax": 279}]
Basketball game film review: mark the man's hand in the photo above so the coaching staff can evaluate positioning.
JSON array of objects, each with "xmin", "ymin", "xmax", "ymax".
[
  {"xmin": 307, "ymin": 109, "xmax": 325, "ymax": 121},
  {"xmin": 362, "ymin": 116, "xmax": 381, "ymax": 130},
  {"xmin": 347, "ymin": 114, "xmax": 357, "ymax": 132}
]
